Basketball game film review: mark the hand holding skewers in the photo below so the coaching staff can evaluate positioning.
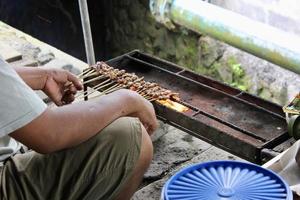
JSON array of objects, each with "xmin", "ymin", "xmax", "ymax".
[{"xmin": 75, "ymin": 61, "xmax": 180, "ymax": 102}]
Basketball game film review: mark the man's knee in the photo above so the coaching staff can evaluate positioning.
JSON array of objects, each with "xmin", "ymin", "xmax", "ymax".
[
  {"xmin": 101, "ymin": 117, "xmax": 153, "ymax": 168},
  {"xmin": 139, "ymin": 124, "xmax": 153, "ymax": 166},
  {"xmin": 88, "ymin": 117, "xmax": 153, "ymax": 170},
  {"xmin": 98, "ymin": 117, "xmax": 142, "ymax": 148},
  {"xmin": 87, "ymin": 117, "xmax": 145, "ymax": 163}
]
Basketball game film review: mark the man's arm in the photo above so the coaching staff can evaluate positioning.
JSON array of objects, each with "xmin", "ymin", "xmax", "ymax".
[
  {"xmin": 14, "ymin": 66, "xmax": 83, "ymax": 105},
  {"xmin": 10, "ymin": 66, "xmax": 157, "ymax": 153},
  {"xmin": 10, "ymin": 89, "xmax": 157, "ymax": 154},
  {"xmin": 13, "ymin": 66, "xmax": 48, "ymax": 90}
]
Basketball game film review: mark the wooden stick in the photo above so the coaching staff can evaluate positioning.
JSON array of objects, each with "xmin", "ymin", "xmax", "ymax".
[
  {"xmin": 90, "ymin": 78, "xmax": 111, "ymax": 89},
  {"xmin": 88, "ymin": 82, "xmax": 115, "ymax": 94},
  {"xmin": 92, "ymin": 79, "xmax": 113, "ymax": 90},
  {"xmin": 78, "ymin": 68, "xmax": 94, "ymax": 79},
  {"xmin": 101, "ymin": 84, "xmax": 121, "ymax": 93},
  {"xmin": 77, "ymin": 68, "xmax": 93, "ymax": 78},
  {"xmin": 86, "ymin": 91, "xmax": 156, "ymax": 102},
  {"xmin": 81, "ymin": 81, "xmax": 115, "ymax": 98},
  {"xmin": 141, "ymin": 94, "xmax": 150, "ymax": 98},
  {"xmin": 82, "ymin": 75, "xmax": 106, "ymax": 84},
  {"xmin": 140, "ymin": 93, "xmax": 150, "ymax": 98},
  {"xmin": 148, "ymin": 98, "xmax": 158, "ymax": 102},
  {"xmin": 104, "ymin": 85, "xmax": 124, "ymax": 94},
  {"xmin": 76, "ymin": 69, "xmax": 88, "ymax": 78},
  {"xmin": 84, "ymin": 85, "xmax": 124, "ymax": 100},
  {"xmin": 136, "ymin": 87, "xmax": 148, "ymax": 94},
  {"xmin": 80, "ymin": 71, "xmax": 98, "ymax": 79},
  {"xmin": 134, "ymin": 77, "xmax": 144, "ymax": 83},
  {"xmin": 64, "ymin": 82, "xmax": 73, "ymax": 91},
  {"xmin": 75, "ymin": 79, "xmax": 111, "ymax": 98},
  {"xmin": 63, "ymin": 82, "xmax": 74, "ymax": 91}
]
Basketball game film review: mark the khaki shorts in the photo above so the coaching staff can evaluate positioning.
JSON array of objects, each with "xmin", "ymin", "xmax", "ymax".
[{"xmin": 0, "ymin": 117, "xmax": 142, "ymax": 200}]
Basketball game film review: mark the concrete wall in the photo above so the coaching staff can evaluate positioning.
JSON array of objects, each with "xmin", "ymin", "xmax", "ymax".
[
  {"xmin": 211, "ymin": 0, "xmax": 300, "ymax": 36},
  {"xmin": 104, "ymin": 0, "xmax": 300, "ymax": 105}
]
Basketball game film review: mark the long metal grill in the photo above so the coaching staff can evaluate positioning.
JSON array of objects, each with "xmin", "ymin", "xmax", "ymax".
[{"xmin": 82, "ymin": 50, "xmax": 289, "ymax": 164}]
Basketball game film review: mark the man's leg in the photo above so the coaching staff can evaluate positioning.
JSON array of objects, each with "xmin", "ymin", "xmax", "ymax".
[
  {"xmin": 0, "ymin": 117, "xmax": 152, "ymax": 200},
  {"xmin": 115, "ymin": 124, "xmax": 153, "ymax": 200}
]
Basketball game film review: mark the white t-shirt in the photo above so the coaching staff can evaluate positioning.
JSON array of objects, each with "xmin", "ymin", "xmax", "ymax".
[{"xmin": 0, "ymin": 58, "xmax": 47, "ymax": 161}]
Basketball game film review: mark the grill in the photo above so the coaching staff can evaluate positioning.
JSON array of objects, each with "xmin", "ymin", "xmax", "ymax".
[{"xmin": 84, "ymin": 50, "xmax": 290, "ymax": 164}]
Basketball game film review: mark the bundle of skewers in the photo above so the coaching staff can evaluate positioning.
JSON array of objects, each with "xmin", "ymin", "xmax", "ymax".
[{"xmin": 75, "ymin": 61, "xmax": 180, "ymax": 102}]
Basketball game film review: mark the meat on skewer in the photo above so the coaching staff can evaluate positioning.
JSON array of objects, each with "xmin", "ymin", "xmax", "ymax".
[{"xmin": 84, "ymin": 62, "xmax": 180, "ymax": 101}]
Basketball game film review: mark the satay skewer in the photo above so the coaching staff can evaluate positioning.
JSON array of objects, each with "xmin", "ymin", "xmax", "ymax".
[
  {"xmin": 81, "ymin": 81, "xmax": 116, "ymax": 98},
  {"xmin": 64, "ymin": 81, "xmax": 73, "ymax": 89},
  {"xmin": 93, "ymin": 81, "xmax": 115, "ymax": 91},
  {"xmin": 101, "ymin": 84, "xmax": 122, "ymax": 94},
  {"xmin": 77, "ymin": 68, "xmax": 93, "ymax": 78},
  {"xmin": 64, "ymin": 68, "xmax": 94, "ymax": 92},
  {"xmin": 80, "ymin": 71, "xmax": 101, "ymax": 80},
  {"xmin": 75, "ymin": 78, "xmax": 112, "ymax": 98},
  {"xmin": 78, "ymin": 62, "xmax": 180, "ymax": 103},
  {"xmin": 80, "ymin": 82, "xmax": 115, "ymax": 98},
  {"xmin": 83, "ymin": 85, "xmax": 125, "ymax": 100},
  {"xmin": 82, "ymin": 75, "xmax": 106, "ymax": 84},
  {"xmin": 148, "ymin": 98, "xmax": 158, "ymax": 102},
  {"xmin": 103, "ymin": 85, "xmax": 126, "ymax": 95},
  {"xmin": 143, "ymin": 96, "xmax": 156, "ymax": 101},
  {"xmin": 79, "ymin": 68, "xmax": 97, "ymax": 78}
]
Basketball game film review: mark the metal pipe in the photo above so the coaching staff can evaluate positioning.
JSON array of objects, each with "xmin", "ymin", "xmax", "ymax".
[
  {"xmin": 78, "ymin": 0, "xmax": 95, "ymax": 65},
  {"xmin": 150, "ymin": 0, "xmax": 300, "ymax": 74}
]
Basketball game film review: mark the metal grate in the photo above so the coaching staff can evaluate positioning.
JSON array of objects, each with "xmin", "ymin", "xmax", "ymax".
[{"xmin": 85, "ymin": 50, "xmax": 289, "ymax": 163}]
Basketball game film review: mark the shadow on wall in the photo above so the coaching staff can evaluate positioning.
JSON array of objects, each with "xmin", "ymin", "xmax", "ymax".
[{"xmin": 0, "ymin": 0, "xmax": 108, "ymax": 61}]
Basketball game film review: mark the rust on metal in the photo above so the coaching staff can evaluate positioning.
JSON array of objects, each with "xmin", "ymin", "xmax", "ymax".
[{"xmin": 86, "ymin": 50, "xmax": 289, "ymax": 163}]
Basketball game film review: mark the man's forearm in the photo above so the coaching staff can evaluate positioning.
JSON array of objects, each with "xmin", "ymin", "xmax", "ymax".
[
  {"xmin": 48, "ymin": 91, "xmax": 136, "ymax": 149},
  {"xmin": 10, "ymin": 90, "xmax": 140, "ymax": 153},
  {"xmin": 13, "ymin": 66, "xmax": 47, "ymax": 90}
]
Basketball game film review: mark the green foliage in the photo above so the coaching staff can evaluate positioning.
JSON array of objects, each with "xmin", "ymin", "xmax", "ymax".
[
  {"xmin": 231, "ymin": 63, "xmax": 244, "ymax": 77},
  {"xmin": 108, "ymin": 0, "xmax": 252, "ymax": 93},
  {"xmin": 226, "ymin": 56, "xmax": 248, "ymax": 91}
]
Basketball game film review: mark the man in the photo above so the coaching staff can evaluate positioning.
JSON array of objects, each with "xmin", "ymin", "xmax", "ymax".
[{"xmin": 0, "ymin": 57, "xmax": 158, "ymax": 200}]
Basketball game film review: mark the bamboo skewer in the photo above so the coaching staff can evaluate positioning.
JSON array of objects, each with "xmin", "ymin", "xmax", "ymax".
[
  {"xmin": 78, "ymin": 68, "xmax": 94, "ymax": 79},
  {"xmin": 75, "ymin": 79, "xmax": 111, "ymax": 98},
  {"xmin": 104, "ymin": 85, "xmax": 124, "ymax": 94},
  {"xmin": 147, "ymin": 98, "xmax": 157, "ymax": 102},
  {"xmin": 84, "ymin": 86, "xmax": 124, "ymax": 100},
  {"xmin": 79, "ymin": 79, "xmax": 165, "ymax": 102},
  {"xmin": 136, "ymin": 85, "xmax": 153, "ymax": 93},
  {"xmin": 88, "ymin": 81, "xmax": 115, "ymax": 95},
  {"xmin": 80, "ymin": 71, "xmax": 98, "ymax": 80},
  {"xmin": 64, "ymin": 68, "xmax": 97, "ymax": 93},
  {"xmin": 77, "ymin": 68, "xmax": 93, "ymax": 78},
  {"xmin": 101, "ymin": 84, "xmax": 121, "ymax": 93},
  {"xmin": 80, "ymin": 81, "xmax": 115, "ymax": 99},
  {"xmin": 82, "ymin": 75, "xmax": 106, "ymax": 84},
  {"xmin": 91, "ymin": 79, "xmax": 113, "ymax": 90},
  {"xmin": 75, "ymin": 63, "xmax": 179, "ymax": 103},
  {"xmin": 64, "ymin": 82, "xmax": 73, "ymax": 90}
]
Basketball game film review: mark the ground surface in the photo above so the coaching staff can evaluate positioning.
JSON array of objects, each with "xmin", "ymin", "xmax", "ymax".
[{"xmin": 0, "ymin": 21, "xmax": 243, "ymax": 199}]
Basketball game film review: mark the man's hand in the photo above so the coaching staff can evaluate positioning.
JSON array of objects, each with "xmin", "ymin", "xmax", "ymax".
[
  {"xmin": 125, "ymin": 90, "xmax": 158, "ymax": 135},
  {"xmin": 14, "ymin": 66, "xmax": 83, "ymax": 106},
  {"xmin": 43, "ymin": 68, "xmax": 83, "ymax": 106}
]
